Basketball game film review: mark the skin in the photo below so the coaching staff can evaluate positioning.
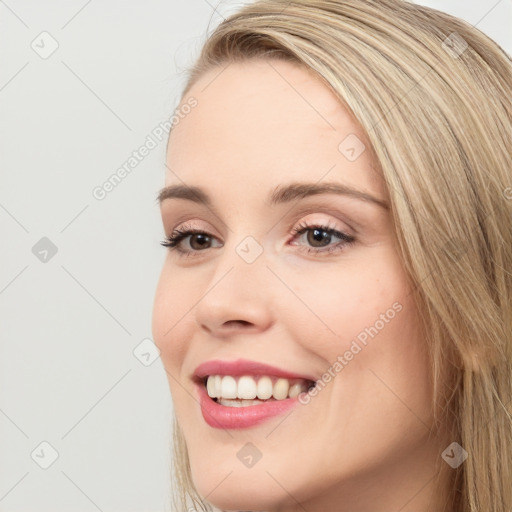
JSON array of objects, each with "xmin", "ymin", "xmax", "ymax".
[{"xmin": 152, "ymin": 58, "xmax": 451, "ymax": 512}]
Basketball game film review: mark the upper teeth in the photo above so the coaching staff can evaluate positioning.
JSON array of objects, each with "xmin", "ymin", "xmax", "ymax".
[{"xmin": 206, "ymin": 375, "xmax": 311, "ymax": 400}]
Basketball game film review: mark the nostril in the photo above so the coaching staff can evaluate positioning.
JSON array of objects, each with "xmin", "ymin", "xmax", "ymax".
[{"xmin": 224, "ymin": 320, "xmax": 252, "ymax": 328}]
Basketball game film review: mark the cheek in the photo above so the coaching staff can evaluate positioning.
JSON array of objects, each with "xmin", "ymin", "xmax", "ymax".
[
  {"xmin": 152, "ymin": 268, "xmax": 200, "ymax": 428},
  {"xmin": 283, "ymin": 249, "xmax": 433, "ymax": 424},
  {"xmin": 311, "ymin": 289, "xmax": 432, "ymax": 446},
  {"xmin": 282, "ymin": 250, "xmax": 408, "ymax": 352},
  {"xmin": 152, "ymin": 264, "xmax": 193, "ymax": 370}
]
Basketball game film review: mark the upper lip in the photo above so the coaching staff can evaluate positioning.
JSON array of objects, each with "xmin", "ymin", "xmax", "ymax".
[{"xmin": 193, "ymin": 358, "xmax": 317, "ymax": 382}]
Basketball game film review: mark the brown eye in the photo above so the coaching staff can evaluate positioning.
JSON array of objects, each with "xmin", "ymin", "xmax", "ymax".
[
  {"xmin": 290, "ymin": 221, "xmax": 356, "ymax": 256},
  {"xmin": 306, "ymin": 228, "xmax": 333, "ymax": 247},
  {"xmin": 188, "ymin": 233, "xmax": 213, "ymax": 250},
  {"xmin": 160, "ymin": 226, "xmax": 222, "ymax": 256}
]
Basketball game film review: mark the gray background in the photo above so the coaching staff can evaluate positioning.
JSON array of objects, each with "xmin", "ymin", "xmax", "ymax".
[{"xmin": 0, "ymin": 1, "xmax": 510, "ymax": 511}]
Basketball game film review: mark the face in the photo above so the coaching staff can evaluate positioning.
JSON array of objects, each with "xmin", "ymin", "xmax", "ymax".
[{"xmin": 153, "ymin": 59, "xmax": 447, "ymax": 512}]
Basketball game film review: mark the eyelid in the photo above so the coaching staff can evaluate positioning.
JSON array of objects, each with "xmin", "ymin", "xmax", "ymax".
[
  {"xmin": 286, "ymin": 212, "xmax": 352, "ymax": 233},
  {"xmin": 284, "ymin": 207, "xmax": 359, "ymax": 236},
  {"xmin": 165, "ymin": 219, "xmax": 217, "ymax": 237}
]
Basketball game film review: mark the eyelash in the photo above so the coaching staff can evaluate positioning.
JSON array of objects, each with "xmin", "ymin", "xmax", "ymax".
[{"xmin": 160, "ymin": 220, "xmax": 356, "ymax": 258}]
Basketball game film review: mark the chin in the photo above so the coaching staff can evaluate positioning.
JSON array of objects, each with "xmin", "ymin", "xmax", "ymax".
[
  {"xmin": 200, "ymin": 489, "xmax": 286, "ymax": 512},
  {"xmin": 191, "ymin": 464, "xmax": 292, "ymax": 512}
]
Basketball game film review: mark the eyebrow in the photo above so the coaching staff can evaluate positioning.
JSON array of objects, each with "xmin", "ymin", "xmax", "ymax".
[{"xmin": 157, "ymin": 181, "xmax": 390, "ymax": 210}]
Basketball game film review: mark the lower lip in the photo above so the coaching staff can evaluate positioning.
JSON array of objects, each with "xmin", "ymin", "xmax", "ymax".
[{"xmin": 196, "ymin": 382, "xmax": 302, "ymax": 429}]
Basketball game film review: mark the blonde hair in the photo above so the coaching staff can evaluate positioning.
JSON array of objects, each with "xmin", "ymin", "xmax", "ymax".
[{"xmin": 168, "ymin": 1, "xmax": 512, "ymax": 510}]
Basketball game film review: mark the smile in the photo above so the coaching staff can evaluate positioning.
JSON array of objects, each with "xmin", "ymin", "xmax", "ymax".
[
  {"xmin": 206, "ymin": 374, "xmax": 313, "ymax": 402},
  {"xmin": 193, "ymin": 359, "xmax": 317, "ymax": 429}
]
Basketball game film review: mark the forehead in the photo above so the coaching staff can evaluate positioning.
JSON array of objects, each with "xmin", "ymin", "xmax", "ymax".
[{"xmin": 166, "ymin": 59, "xmax": 386, "ymax": 201}]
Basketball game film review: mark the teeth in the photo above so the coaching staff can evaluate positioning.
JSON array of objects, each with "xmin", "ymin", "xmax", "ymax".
[
  {"xmin": 238, "ymin": 376, "xmax": 257, "ymax": 399},
  {"xmin": 288, "ymin": 382, "xmax": 304, "ymax": 398},
  {"xmin": 205, "ymin": 374, "xmax": 311, "ymax": 401},
  {"xmin": 273, "ymin": 378, "xmax": 289, "ymax": 400},
  {"xmin": 257, "ymin": 376, "xmax": 273, "ymax": 400},
  {"xmin": 217, "ymin": 398, "xmax": 265, "ymax": 407},
  {"xmin": 220, "ymin": 375, "xmax": 237, "ymax": 399}
]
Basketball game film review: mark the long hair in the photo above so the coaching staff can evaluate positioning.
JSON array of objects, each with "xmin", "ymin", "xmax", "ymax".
[{"xmin": 168, "ymin": 1, "xmax": 512, "ymax": 510}]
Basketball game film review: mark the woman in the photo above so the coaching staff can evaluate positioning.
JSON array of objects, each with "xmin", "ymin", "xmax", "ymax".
[{"xmin": 152, "ymin": 1, "xmax": 512, "ymax": 510}]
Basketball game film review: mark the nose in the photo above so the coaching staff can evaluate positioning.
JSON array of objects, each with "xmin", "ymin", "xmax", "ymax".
[{"xmin": 193, "ymin": 252, "xmax": 275, "ymax": 338}]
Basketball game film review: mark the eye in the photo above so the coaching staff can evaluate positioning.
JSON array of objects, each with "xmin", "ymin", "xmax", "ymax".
[
  {"xmin": 160, "ymin": 222, "xmax": 220, "ymax": 257},
  {"xmin": 160, "ymin": 220, "xmax": 356, "ymax": 257},
  {"xmin": 288, "ymin": 220, "xmax": 356, "ymax": 256}
]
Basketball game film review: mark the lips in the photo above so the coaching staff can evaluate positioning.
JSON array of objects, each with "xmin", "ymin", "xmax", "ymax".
[
  {"xmin": 193, "ymin": 358, "xmax": 318, "ymax": 382},
  {"xmin": 193, "ymin": 358, "xmax": 317, "ymax": 429},
  {"xmin": 196, "ymin": 381, "xmax": 303, "ymax": 429}
]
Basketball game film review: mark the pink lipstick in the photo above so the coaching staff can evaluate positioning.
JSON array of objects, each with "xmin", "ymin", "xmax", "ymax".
[{"xmin": 193, "ymin": 358, "xmax": 316, "ymax": 429}]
